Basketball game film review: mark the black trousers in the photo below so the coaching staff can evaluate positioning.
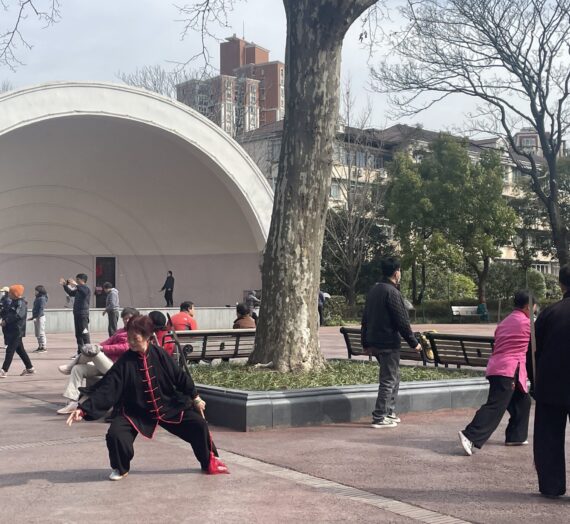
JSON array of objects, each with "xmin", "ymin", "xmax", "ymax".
[
  {"xmin": 164, "ymin": 290, "xmax": 173, "ymax": 307},
  {"xmin": 106, "ymin": 411, "xmax": 216, "ymax": 475},
  {"xmin": 463, "ymin": 375, "xmax": 531, "ymax": 448},
  {"xmin": 534, "ymin": 401, "xmax": 570, "ymax": 496},
  {"xmin": 1, "ymin": 335, "xmax": 32, "ymax": 372},
  {"xmin": 107, "ymin": 310, "xmax": 119, "ymax": 337},
  {"xmin": 73, "ymin": 314, "xmax": 90, "ymax": 352}
]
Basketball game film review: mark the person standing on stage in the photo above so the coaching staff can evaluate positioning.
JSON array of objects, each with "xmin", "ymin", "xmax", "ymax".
[
  {"xmin": 458, "ymin": 290, "xmax": 533, "ymax": 456},
  {"xmin": 102, "ymin": 282, "xmax": 120, "ymax": 337},
  {"xmin": 532, "ymin": 264, "xmax": 570, "ymax": 498},
  {"xmin": 160, "ymin": 271, "xmax": 175, "ymax": 307},
  {"xmin": 60, "ymin": 274, "xmax": 91, "ymax": 355}
]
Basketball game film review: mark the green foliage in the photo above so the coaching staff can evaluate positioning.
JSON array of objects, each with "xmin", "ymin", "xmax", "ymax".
[
  {"xmin": 486, "ymin": 264, "xmax": 546, "ymax": 300},
  {"xmin": 387, "ymin": 135, "xmax": 516, "ymax": 302},
  {"xmin": 191, "ymin": 361, "xmax": 483, "ymax": 391},
  {"xmin": 544, "ymin": 273, "xmax": 561, "ymax": 299}
]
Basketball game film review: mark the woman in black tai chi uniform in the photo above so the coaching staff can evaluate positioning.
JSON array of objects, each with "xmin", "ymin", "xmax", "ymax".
[{"xmin": 66, "ymin": 315, "xmax": 228, "ymax": 480}]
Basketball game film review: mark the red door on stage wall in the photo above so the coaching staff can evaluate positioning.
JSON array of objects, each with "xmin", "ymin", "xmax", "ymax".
[{"xmin": 95, "ymin": 257, "xmax": 116, "ymax": 308}]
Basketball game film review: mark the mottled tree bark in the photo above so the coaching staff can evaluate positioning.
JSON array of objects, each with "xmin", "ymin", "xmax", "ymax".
[{"xmin": 249, "ymin": 0, "xmax": 376, "ymax": 371}]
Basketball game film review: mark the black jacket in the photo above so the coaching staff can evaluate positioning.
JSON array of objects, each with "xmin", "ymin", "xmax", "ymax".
[
  {"xmin": 361, "ymin": 279, "xmax": 418, "ymax": 351},
  {"xmin": 63, "ymin": 284, "xmax": 90, "ymax": 315},
  {"xmin": 80, "ymin": 344, "xmax": 198, "ymax": 438},
  {"xmin": 161, "ymin": 276, "xmax": 175, "ymax": 292},
  {"xmin": 3, "ymin": 297, "xmax": 27, "ymax": 340},
  {"xmin": 533, "ymin": 291, "xmax": 570, "ymax": 405}
]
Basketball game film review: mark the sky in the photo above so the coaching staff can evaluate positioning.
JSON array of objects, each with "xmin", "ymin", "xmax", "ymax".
[{"xmin": 1, "ymin": 0, "xmax": 476, "ymax": 132}]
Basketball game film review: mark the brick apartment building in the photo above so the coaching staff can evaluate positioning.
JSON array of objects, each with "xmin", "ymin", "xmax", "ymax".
[{"xmin": 176, "ymin": 35, "xmax": 285, "ymax": 136}]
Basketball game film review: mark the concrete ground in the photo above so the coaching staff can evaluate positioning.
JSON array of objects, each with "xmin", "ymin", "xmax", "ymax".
[{"xmin": 1, "ymin": 326, "xmax": 569, "ymax": 524}]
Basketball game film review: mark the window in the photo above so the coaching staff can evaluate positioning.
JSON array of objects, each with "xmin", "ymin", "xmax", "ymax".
[
  {"xmin": 280, "ymin": 68, "xmax": 284, "ymax": 85},
  {"xmin": 355, "ymin": 151, "xmax": 366, "ymax": 167},
  {"xmin": 521, "ymin": 137, "xmax": 536, "ymax": 147},
  {"xmin": 330, "ymin": 181, "xmax": 341, "ymax": 199}
]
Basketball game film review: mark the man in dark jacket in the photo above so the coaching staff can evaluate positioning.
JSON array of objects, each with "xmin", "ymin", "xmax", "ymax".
[
  {"xmin": 61, "ymin": 273, "xmax": 91, "ymax": 354},
  {"xmin": 532, "ymin": 264, "xmax": 570, "ymax": 498},
  {"xmin": 0, "ymin": 284, "xmax": 34, "ymax": 377},
  {"xmin": 361, "ymin": 258, "xmax": 421, "ymax": 428},
  {"xmin": 160, "ymin": 271, "xmax": 175, "ymax": 307}
]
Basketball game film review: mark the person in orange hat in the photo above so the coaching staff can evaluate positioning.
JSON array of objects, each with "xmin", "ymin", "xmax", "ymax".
[{"xmin": 0, "ymin": 285, "xmax": 34, "ymax": 378}]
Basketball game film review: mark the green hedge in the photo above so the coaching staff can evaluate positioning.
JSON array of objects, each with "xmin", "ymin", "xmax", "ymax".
[{"xmin": 325, "ymin": 295, "xmax": 561, "ymax": 325}]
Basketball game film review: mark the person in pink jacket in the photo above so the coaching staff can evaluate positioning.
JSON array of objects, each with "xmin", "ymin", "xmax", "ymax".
[
  {"xmin": 458, "ymin": 290, "xmax": 534, "ymax": 456},
  {"xmin": 56, "ymin": 307, "xmax": 140, "ymax": 414}
]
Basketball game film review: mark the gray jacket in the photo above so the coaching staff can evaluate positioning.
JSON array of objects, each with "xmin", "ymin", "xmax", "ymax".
[{"xmin": 105, "ymin": 288, "xmax": 120, "ymax": 312}]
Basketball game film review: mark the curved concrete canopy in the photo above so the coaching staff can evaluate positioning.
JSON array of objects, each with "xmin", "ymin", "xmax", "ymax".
[{"xmin": 0, "ymin": 82, "xmax": 273, "ymax": 307}]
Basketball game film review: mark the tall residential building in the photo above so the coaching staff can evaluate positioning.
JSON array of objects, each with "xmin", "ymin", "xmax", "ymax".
[{"xmin": 176, "ymin": 35, "xmax": 285, "ymax": 135}]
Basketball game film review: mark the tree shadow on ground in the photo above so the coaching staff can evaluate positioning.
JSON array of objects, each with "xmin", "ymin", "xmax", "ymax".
[{"xmin": 0, "ymin": 468, "xmax": 202, "ymax": 488}]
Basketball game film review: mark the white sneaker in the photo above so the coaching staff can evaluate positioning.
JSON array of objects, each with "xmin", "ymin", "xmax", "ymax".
[
  {"xmin": 56, "ymin": 401, "xmax": 78, "ymax": 415},
  {"xmin": 371, "ymin": 418, "xmax": 398, "ymax": 429},
  {"xmin": 109, "ymin": 469, "xmax": 129, "ymax": 481},
  {"xmin": 58, "ymin": 364, "xmax": 72, "ymax": 375},
  {"xmin": 0, "ymin": 369, "xmax": 6, "ymax": 378},
  {"xmin": 505, "ymin": 440, "xmax": 529, "ymax": 446},
  {"xmin": 386, "ymin": 412, "xmax": 401, "ymax": 423},
  {"xmin": 20, "ymin": 367, "xmax": 35, "ymax": 376},
  {"xmin": 458, "ymin": 431, "xmax": 473, "ymax": 456}
]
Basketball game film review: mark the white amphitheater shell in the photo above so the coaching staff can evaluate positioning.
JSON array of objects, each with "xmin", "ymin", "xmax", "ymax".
[{"xmin": 0, "ymin": 82, "xmax": 273, "ymax": 310}]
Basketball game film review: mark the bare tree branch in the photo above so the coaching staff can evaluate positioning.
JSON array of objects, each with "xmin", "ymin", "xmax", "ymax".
[{"xmin": 0, "ymin": 0, "xmax": 60, "ymax": 71}]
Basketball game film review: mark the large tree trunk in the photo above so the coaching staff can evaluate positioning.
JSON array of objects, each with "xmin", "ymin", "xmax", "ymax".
[
  {"xmin": 249, "ymin": 0, "xmax": 375, "ymax": 372},
  {"xmin": 476, "ymin": 257, "xmax": 491, "ymax": 304}
]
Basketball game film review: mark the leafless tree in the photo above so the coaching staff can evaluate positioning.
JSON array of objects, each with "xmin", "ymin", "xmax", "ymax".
[
  {"xmin": 0, "ymin": 79, "xmax": 14, "ymax": 92},
  {"xmin": 373, "ymin": 0, "xmax": 570, "ymax": 265},
  {"xmin": 0, "ymin": 0, "xmax": 60, "ymax": 70},
  {"xmin": 324, "ymin": 82, "xmax": 388, "ymax": 306},
  {"xmin": 117, "ymin": 65, "xmax": 194, "ymax": 99},
  {"xmin": 178, "ymin": 0, "xmax": 384, "ymax": 371}
]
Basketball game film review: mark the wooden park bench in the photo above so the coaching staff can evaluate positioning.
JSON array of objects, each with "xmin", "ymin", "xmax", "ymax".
[
  {"xmin": 451, "ymin": 305, "xmax": 483, "ymax": 323},
  {"xmin": 339, "ymin": 326, "xmax": 432, "ymax": 366},
  {"xmin": 163, "ymin": 328, "xmax": 256, "ymax": 372},
  {"xmin": 425, "ymin": 332, "xmax": 494, "ymax": 368}
]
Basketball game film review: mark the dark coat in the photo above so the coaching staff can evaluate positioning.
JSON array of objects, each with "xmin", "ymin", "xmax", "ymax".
[
  {"xmin": 361, "ymin": 279, "xmax": 418, "ymax": 351},
  {"xmin": 3, "ymin": 297, "xmax": 27, "ymax": 340},
  {"xmin": 63, "ymin": 284, "xmax": 90, "ymax": 315},
  {"xmin": 533, "ymin": 291, "xmax": 570, "ymax": 405},
  {"xmin": 80, "ymin": 344, "xmax": 198, "ymax": 438},
  {"xmin": 161, "ymin": 276, "xmax": 175, "ymax": 292}
]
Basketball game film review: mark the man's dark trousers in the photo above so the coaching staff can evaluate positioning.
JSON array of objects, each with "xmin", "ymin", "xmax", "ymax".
[
  {"xmin": 107, "ymin": 310, "xmax": 119, "ymax": 337},
  {"xmin": 372, "ymin": 349, "xmax": 400, "ymax": 421},
  {"xmin": 164, "ymin": 290, "xmax": 173, "ymax": 307},
  {"xmin": 73, "ymin": 314, "xmax": 90, "ymax": 352},
  {"xmin": 534, "ymin": 401, "xmax": 570, "ymax": 496}
]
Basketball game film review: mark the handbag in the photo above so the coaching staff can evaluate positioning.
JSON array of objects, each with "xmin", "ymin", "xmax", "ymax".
[{"xmin": 207, "ymin": 432, "xmax": 229, "ymax": 474}]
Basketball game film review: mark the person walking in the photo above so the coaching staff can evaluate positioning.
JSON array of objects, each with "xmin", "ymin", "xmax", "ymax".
[
  {"xmin": 0, "ymin": 285, "xmax": 35, "ymax": 377},
  {"xmin": 532, "ymin": 264, "xmax": 570, "ymax": 498},
  {"xmin": 0, "ymin": 286, "xmax": 12, "ymax": 349},
  {"xmin": 361, "ymin": 258, "xmax": 421, "ymax": 428},
  {"xmin": 102, "ymin": 282, "xmax": 120, "ymax": 337},
  {"xmin": 458, "ymin": 290, "xmax": 533, "ymax": 456},
  {"xmin": 31, "ymin": 285, "xmax": 49, "ymax": 353},
  {"xmin": 65, "ymin": 315, "xmax": 228, "ymax": 480},
  {"xmin": 160, "ymin": 271, "xmax": 175, "ymax": 307},
  {"xmin": 60, "ymin": 274, "xmax": 91, "ymax": 355}
]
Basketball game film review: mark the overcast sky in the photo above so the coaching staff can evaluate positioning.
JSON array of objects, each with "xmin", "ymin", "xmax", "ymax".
[{"xmin": 2, "ymin": 0, "xmax": 476, "ymax": 132}]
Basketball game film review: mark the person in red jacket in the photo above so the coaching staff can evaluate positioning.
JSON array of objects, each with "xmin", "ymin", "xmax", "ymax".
[
  {"xmin": 169, "ymin": 301, "xmax": 198, "ymax": 331},
  {"xmin": 57, "ymin": 307, "xmax": 140, "ymax": 414}
]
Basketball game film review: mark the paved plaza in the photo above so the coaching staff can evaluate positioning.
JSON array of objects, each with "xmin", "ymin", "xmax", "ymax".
[{"xmin": 1, "ymin": 326, "xmax": 569, "ymax": 523}]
